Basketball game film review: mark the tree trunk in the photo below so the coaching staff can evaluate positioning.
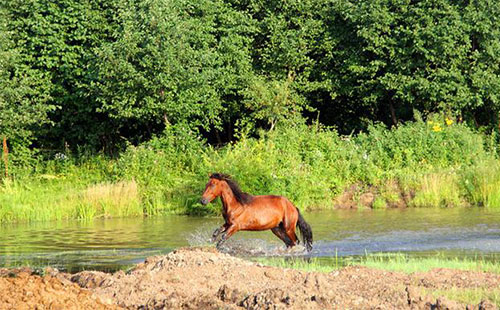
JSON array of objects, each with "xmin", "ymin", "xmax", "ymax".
[
  {"xmin": 389, "ymin": 102, "xmax": 398, "ymax": 127},
  {"xmin": 2, "ymin": 136, "xmax": 8, "ymax": 178}
]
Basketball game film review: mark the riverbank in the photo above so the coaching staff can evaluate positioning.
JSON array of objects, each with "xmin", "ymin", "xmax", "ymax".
[
  {"xmin": 1, "ymin": 247, "xmax": 498, "ymax": 309},
  {"xmin": 2, "ymin": 118, "xmax": 500, "ymax": 223}
]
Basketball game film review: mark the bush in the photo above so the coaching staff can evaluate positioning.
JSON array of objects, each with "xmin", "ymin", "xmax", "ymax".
[{"xmin": 0, "ymin": 116, "xmax": 497, "ymax": 222}]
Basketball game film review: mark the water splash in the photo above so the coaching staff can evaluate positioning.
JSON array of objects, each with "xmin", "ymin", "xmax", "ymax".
[
  {"xmin": 184, "ymin": 225, "xmax": 309, "ymax": 256},
  {"xmin": 186, "ymin": 225, "xmax": 215, "ymax": 247}
]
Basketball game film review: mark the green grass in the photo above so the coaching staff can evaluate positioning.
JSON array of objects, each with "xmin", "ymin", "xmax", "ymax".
[
  {"xmin": 2, "ymin": 117, "xmax": 500, "ymax": 222},
  {"xmin": 461, "ymin": 160, "xmax": 500, "ymax": 209},
  {"xmin": 355, "ymin": 253, "xmax": 500, "ymax": 274},
  {"xmin": 254, "ymin": 256, "xmax": 340, "ymax": 273},
  {"xmin": 0, "ymin": 177, "xmax": 142, "ymax": 222},
  {"xmin": 247, "ymin": 253, "xmax": 500, "ymax": 308},
  {"xmin": 424, "ymin": 287, "xmax": 500, "ymax": 308},
  {"xmin": 256, "ymin": 253, "xmax": 500, "ymax": 274}
]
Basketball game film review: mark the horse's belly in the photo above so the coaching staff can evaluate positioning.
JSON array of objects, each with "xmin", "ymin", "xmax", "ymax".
[{"xmin": 239, "ymin": 209, "xmax": 282, "ymax": 231}]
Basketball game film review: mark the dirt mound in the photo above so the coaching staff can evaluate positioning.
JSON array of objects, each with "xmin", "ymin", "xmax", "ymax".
[
  {"xmin": 2, "ymin": 248, "xmax": 499, "ymax": 309},
  {"xmin": 0, "ymin": 269, "xmax": 120, "ymax": 310},
  {"xmin": 70, "ymin": 247, "xmax": 499, "ymax": 309}
]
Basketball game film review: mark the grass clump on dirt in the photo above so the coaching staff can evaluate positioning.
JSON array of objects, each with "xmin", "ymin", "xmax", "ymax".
[
  {"xmin": 257, "ymin": 253, "xmax": 500, "ymax": 275},
  {"xmin": 423, "ymin": 287, "xmax": 500, "ymax": 308},
  {"xmin": 355, "ymin": 253, "xmax": 500, "ymax": 274},
  {"xmin": 254, "ymin": 257, "xmax": 340, "ymax": 273}
]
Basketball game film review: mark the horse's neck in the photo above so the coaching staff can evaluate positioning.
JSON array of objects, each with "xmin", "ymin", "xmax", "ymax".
[
  {"xmin": 220, "ymin": 185, "xmax": 241, "ymax": 216},
  {"xmin": 220, "ymin": 196, "xmax": 228, "ymax": 220}
]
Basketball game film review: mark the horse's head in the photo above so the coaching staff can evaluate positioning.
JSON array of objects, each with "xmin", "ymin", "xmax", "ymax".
[{"xmin": 200, "ymin": 173, "xmax": 228, "ymax": 205}]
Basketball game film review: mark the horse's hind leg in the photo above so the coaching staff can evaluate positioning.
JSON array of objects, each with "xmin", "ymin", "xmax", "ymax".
[
  {"xmin": 284, "ymin": 222, "xmax": 298, "ymax": 247},
  {"xmin": 271, "ymin": 226, "xmax": 293, "ymax": 248}
]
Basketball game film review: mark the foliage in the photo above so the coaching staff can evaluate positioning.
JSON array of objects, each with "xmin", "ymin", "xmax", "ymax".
[
  {"xmin": 0, "ymin": 7, "xmax": 54, "ymax": 174},
  {"xmin": 92, "ymin": 0, "xmax": 256, "ymax": 135},
  {"xmin": 242, "ymin": 73, "xmax": 306, "ymax": 131},
  {"xmin": 3, "ymin": 0, "xmax": 112, "ymax": 152},
  {"xmin": 2, "ymin": 0, "xmax": 500, "ymax": 153},
  {"xmin": 2, "ymin": 0, "xmax": 500, "ymax": 219},
  {"xmin": 2, "ymin": 117, "xmax": 498, "ymax": 222}
]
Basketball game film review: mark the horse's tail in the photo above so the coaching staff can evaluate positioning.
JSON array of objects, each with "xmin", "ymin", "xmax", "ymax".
[{"xmin": 296, "ymin": 207, "xmax": 313, "ymax": 252}]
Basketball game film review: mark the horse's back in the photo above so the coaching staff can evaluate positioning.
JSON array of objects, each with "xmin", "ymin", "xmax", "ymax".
[
  {"xmin": 248, "ymin": 194, "xmax": 298, "ymax": 223},
  {"xmin": 251, "ymin": 195, "xmax": 288, "ymax": 209}
]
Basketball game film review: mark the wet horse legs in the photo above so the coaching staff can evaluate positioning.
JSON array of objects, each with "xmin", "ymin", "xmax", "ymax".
[
  {"xmin": 216, "ymin": 225, "xmax": 238, "ymax": 249},
  {"xmin": 211, "ymin": 223, "xmax": 229, "ymax": 242},
  {"xmin": 271, "ymin": 226, "xmax": 294, "ymax": 248}
]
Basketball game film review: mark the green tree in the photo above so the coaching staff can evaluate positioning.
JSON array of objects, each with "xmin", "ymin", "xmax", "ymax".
[
  {"xmin": 0, "ymin": 8, "xmax": 54, "ymax": 175},
  {"xmin": 91, "ymin": 0, "xmax": 256, "ymax": 139},
  {"xmin": 242, "ymin": 73, "xmax": 306, "ymax": 131},
  {"xmin": 312, "ymin": 0, "xmax": 500, "ymax": 130},
  {"xmin": 4, "ymin": 0, "xmax": 121, "ymax": 152}
]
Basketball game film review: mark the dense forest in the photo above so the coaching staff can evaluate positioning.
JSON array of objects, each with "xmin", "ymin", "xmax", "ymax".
[{"xmin": 1, "ymin": 0, "xmax": 499, "ymax": 157}]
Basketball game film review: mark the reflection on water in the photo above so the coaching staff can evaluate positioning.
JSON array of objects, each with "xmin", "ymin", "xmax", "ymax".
[{"xmin": 1, "ymin": 208, "xmax": 500, "ymax": 272}]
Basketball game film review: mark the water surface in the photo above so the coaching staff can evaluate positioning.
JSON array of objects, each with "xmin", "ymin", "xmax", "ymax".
[{"xmin": 1, "ymin": 208, "xmax": 499, "ymax": 272}]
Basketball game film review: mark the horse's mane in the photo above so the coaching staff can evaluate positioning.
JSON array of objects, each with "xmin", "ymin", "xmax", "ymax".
[{"xmin": 210, "ymin": 173, "xmax": 253, "ymax": 205}]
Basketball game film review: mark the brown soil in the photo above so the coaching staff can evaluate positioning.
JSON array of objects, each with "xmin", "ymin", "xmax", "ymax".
[
  {"xmin": 0, "ymin": 268, "xmax": 120, "ymax": 310},
  {"xmin": 1, "ymin": 248, "xmax": 498, "ymax": 309},
  {"xmin": 334, "ymin": 181, "xmax": 415, "ymax": 209}
]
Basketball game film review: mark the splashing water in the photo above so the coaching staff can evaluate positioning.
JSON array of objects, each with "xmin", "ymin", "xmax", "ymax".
[
  {"xmin": 186, "ymin": 224, "xmax": 215, "ymax": 247},
  {"xmin": 185, "ymin": 225, "xmax": 309, "ymax": 257}
]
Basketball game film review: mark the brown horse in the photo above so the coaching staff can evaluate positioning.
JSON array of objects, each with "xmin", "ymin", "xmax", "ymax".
[{"xmin": 200, "ymin": 173, "xmax": 313, "ymax": 251}]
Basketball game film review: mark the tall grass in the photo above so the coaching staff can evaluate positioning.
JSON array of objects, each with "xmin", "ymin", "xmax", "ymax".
[
  {"xmin": 461, "ymin": 160, "xmax": 500, "ymax": 208},
  {"xmin": 1, "ymin": 116, "xmax": 500, "ymax": 222},
  {"xmin": 0, "ymin": 178, "xmax": 141, "ymax": 222},
  {"xmin": 78, "ymin": 180, "xmax": 141, "ymax": 219},
  {"xmin": 410, "ymin": 173, "xmax": 464, "ymax": 208}
]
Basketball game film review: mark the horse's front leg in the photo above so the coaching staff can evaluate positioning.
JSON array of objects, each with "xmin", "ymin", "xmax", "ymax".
[
  {"xmin": 216, "ymin": 225, "xmax": 238, "ymax": 249},
  {"xmin": 211, "ymin": 223, "xmax": 228, "ymax": 243}
]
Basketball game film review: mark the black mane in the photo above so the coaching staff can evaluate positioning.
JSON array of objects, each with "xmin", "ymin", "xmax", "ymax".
[{"xmin": 210, "ymin": 173, "xmax": 253, "ymax": 205}]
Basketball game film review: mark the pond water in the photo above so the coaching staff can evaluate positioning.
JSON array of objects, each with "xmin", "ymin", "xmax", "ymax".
[{"xmin": 1, "ymin": 208, "xmax": 500, "ymax": 272}]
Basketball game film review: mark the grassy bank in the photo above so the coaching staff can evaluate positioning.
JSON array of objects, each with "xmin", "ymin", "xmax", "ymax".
[{"xmin": 2, "ymin": 116, "xmax": 500, "ymax": 222}]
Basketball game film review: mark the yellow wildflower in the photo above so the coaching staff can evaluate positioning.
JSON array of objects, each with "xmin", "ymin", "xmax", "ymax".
[
  {"xmin": 445, "ymin": 118, "xmax": 453, "ymax": 126},
  {"xmin": 432, "ymin": 124, "xmax": 442, "ymax": 132}
]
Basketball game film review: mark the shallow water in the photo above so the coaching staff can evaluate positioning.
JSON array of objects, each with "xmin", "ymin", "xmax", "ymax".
[{"xmin": 1, "ymin": 208, "xmax": 499, "ymax": 272}]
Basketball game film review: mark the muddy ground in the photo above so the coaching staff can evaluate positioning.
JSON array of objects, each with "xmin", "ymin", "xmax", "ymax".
[{"xmin": 1, "ymin": 247, "xmax": 498, "ymax": 309}]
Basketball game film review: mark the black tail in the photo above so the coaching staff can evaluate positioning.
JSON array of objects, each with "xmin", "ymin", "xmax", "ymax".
[{"xmin": 296, "ymin": 208, "xmax": 313, "ymax": 252}]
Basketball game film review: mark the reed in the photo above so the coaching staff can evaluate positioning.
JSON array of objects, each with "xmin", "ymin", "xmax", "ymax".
[
  {"xmin": 409, "ymin": 173, "xmax": 464, "ymax": 208},
  {"xmin": 461, "ymin": 161, "xmax": 500, "ymax": 208},
  {"xmin": 0, "ymin": 178, "xmax": 141, "ymax": 222}
]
